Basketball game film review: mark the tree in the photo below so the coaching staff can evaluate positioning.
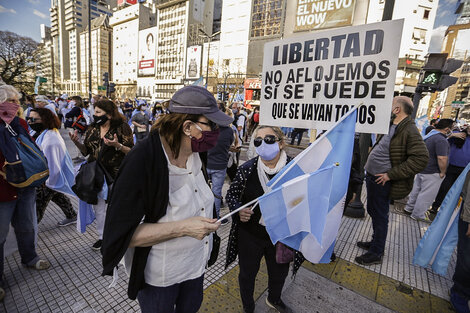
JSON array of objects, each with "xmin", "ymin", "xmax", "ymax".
[{"xmin": 0, "ymin": 31, "xmax": 38, "ymax": 92}]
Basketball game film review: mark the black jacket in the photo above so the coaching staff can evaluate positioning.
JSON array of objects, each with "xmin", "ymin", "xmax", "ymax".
[{"xmin": 101, "ymin": 130, "xmax": 169, "ymax": 300}]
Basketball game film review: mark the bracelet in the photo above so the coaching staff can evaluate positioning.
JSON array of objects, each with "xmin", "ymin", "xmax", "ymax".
[{"xmin": 116, "ymin": 143, "xmax": 123, "ymax": 151}]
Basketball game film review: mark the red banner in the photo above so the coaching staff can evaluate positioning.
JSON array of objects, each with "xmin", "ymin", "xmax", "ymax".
[{"xmin": 139, "ymin": 59, "xmax": 155, "ymax": 69}]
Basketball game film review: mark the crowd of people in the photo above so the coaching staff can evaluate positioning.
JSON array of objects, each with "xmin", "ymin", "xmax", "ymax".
[{"xmin": 0, "ymin": 83, "xmax": 469, "ymax": 313}]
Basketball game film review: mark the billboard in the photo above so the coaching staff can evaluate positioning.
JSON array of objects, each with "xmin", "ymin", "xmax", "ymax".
[
  {"xmin": 260, "ymin": 20, "xmax": 404, "ymax": 134},
  {"xmin": 294, "ymin": 0, "xmax": 356, "ymax": 31},
  {"xmin": 138, "ymin": 27, "xmax": 157, "ymax": 77},
  {"xmin": 118, "ymin": 0, "xmax": 137, "ymax": 6},
  {"xmin": 186, "ymin": 46, "xmax": 202, "ymax": 79}
]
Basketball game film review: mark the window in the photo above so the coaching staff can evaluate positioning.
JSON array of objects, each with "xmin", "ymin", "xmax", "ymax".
[
  {"xmin": 412, "ymin": 28, "xmax": 426, "ymax": 43},
  {"xmin": 423, "ymin": 9, "xmax": 430, "ymax": 19}
]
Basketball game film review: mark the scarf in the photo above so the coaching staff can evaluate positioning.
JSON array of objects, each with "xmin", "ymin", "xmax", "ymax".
[{"xmin": 256, "ymin": 150, "xmax": 287, "ymax": 226}]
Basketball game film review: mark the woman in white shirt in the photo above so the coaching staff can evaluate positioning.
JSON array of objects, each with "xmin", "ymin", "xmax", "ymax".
[{"xmin": 102, "ymin": 86, "xmax": 233, "ymax": 313}]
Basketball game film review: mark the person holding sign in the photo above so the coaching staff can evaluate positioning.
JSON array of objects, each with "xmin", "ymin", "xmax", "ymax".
[{"xmin": 356, "ymin": 96, "xmax": 428, "ymax": 265}]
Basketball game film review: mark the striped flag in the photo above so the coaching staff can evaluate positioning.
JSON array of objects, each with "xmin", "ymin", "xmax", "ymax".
[
  {"xmin": 413, "ymin": 162, "xmax": 470, "ymax": 275},
  {"xmin": 261, "ymin": 107, "xmax": 357, "ymax": 263}
]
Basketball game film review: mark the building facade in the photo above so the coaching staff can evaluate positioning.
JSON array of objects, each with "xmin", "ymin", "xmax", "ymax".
[
  {"xmin": 79, "ymin": 15, "xmax": 113, "ymax": 97},
  {"xmin": 36, "ymin": 24, "xmax": 55, "ymax": 95},
  {"xmin": 50, "ymin": 0, "xmax": 114, "ymax": 95},
  {"xmin": 110, "ymin": 3, "xmax": 154, "ymax": 99}
]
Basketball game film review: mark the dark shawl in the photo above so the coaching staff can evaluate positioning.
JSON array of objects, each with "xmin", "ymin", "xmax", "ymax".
[{"xmin": 101, "ymin": 130, "xmax": 169, "ymax": 300}]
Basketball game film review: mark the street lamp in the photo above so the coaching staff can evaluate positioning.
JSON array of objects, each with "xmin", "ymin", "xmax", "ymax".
[{"xmin": 199, "ymin": 28, "xmax": 220, "ymax": 89}]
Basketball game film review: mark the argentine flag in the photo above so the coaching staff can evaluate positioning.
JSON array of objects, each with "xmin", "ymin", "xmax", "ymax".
[
  {"xmin": 260, "ymin": 107, "xmax": 357, "ymax": 263},
  {"xmin": 413, "ymin": 162, "xmax": 470, "ymax": 275}
]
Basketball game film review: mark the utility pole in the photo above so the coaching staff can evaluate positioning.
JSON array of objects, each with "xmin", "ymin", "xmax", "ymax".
[{"xmin": 88, "ymin": 0, "xmax": 92, "ymax": 103}]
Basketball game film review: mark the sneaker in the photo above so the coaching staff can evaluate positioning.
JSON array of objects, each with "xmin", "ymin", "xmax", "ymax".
[
  {"xmin": 27, "ymin": 259, "xmax": 51, "ymax": 270},
  {"xmin": 355, "ymin": 252, "xmax": 383, "ymax": 265},
  {"xmin": 92, "ymin": 240, "xmax": 102, "ymax": 251},
  {"xmin": 356, "ymin": 241, "xmax": 372, "ymax": 250},
  {"xmin": 57, "ymin": 217, "xmax": 77, "ymax": 227},
  {"xmin": 410, "ymin": 214, "xmax": 431, "ymax": 223},
  {"xmin": 220, "ymin": 219, "xmax": 229, "ymax": 226},
  {"xmin": 265, "ymin": 297, "xmax": 292, "ymax": 313}
]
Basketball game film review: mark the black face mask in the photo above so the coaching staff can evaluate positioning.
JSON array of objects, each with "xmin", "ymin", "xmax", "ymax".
[
  {"xmin": 29, "ymin": 123, "xmax": 45, "ymax": 133},
  {"xmin": 93, "ymin": 115, "xmax": 109, "ymax": 126}
]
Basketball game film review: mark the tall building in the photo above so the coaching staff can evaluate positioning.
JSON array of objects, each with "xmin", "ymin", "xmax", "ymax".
[
  {"xmin": 436, "ymin": 23, "xmax": 470, "ymax": 118},
  {"xmin": 110, "ymin": 3, "xmax": 154, "ymax": 99},
  {"xmin": 456, "ymin": 0, "xmax": 470, "ymax": 25},
  {"xmin": 80, "ymin": 15, "xmax": 113, "ymax": 96},
  {"xmin": 50, "ymin": 0, "xmax": 114, "ymax": 94},
  {"xmin": 153, "ymin": 0, "xmax": 214, "ymax": 99},
  {"xmin": 36, "ymin": 24, "xmax": 55, "ymax": 94},
  {"xmin": 367, "ymin": 0, "xmax": 438, "ymax": 95}
]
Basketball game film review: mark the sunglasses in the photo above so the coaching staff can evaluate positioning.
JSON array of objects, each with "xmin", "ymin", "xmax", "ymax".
[
  {"xmin": 196, "ymin": 120, "xmax": 219, "ymax": 131},
  {"xmin": 254, "ymin": 135, "xmax": 280, "ymax": 147},
  {"xmin": 26, "ymin": 117, "xmax": 41, "ymax": 123}
]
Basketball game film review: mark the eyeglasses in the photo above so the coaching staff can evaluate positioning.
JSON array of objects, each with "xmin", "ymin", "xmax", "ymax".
[
  {"xmin": 254, "ymin": 135, "xmax": 280, "ymax": 147},
  {"xmin": 196, "ymin": 120, "xmax": 218, "ymax": 131},
  {"xmin": 26, "ymin": 117, "xmax": 41, "ymax": 123}
]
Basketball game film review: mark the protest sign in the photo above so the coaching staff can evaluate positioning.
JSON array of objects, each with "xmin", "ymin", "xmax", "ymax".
[{"xmin": 260, "ymin": 19, "xmax": 404, "ymax": 134}]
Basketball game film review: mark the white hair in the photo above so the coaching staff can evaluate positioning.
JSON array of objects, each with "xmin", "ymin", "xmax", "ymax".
[{"xmin": 0, "ymin": 84, "xmax": 21, "ymax": 104}]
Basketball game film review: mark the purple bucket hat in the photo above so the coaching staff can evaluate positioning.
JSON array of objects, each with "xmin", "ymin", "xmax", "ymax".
[{"xmin": 168, "ymin": 86, "xmax": 233, "ymax": 126}]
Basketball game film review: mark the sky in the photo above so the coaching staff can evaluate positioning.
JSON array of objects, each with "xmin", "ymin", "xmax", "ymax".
[{"xmin": 0, "ymin": 0, "xmax": 462, "ymax": 50}]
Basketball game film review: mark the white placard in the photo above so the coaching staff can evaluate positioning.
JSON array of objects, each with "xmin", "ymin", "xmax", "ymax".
[
  {"xmin": 260, "ymin": 19, "xmax": 404, "ymax": 134},
  {"xmin": 138, "ymin": 27, "xmax": 157, "ymax": 77}
]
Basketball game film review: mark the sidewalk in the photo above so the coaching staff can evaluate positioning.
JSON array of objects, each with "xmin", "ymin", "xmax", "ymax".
[{"xmin": 1, "ymin": 131, "xmax": 457, "ymax": 313}]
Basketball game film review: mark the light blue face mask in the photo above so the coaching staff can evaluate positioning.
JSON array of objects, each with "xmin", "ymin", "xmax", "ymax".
[{"xmin": 256, "ymin": 140, "xmax": 280, "ymax": 161}]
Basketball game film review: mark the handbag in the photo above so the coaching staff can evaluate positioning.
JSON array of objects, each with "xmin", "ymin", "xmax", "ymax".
[
  {"xmin": 72, "ymin": 142, "xmax": 107, "ymax": 205},
  {"xmin": 275, "ymin": 242, "xmax": 294, "ymax": 264}
]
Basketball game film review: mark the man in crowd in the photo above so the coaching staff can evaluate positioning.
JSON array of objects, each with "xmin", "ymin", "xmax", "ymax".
[
  {"xmin": 425, "ymin": 119, "xmax": 438, "ymax": 135},
  {"xmin": 356, "ymin": 96, "xmax": 429, "ymax": 265},
  {"xmin": 232, "ymin": 102, "xmax": 246, "ymax": 145},
  {"xmin": 207, "ymin": 112, "xmax": 234, "ymax": 225},
  {"xmin": 404, "ymin": 119, "xmax": 454, "ymax": 222}
]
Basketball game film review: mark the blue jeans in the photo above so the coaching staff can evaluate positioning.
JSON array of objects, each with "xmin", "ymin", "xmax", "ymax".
[
  {"xmin": 0, "ymin": 187, "xmax": 40, "ymax": 287},
  {"xmin": 137, "ymin": 275, "xmax": 204, "ymax": 313},
  {"xmin": 365, "ymin": 174, "xmax": 391, "ymax": 256},
  {"xmin": 451, "ymin": 217, "xmax": 470, "ymax": 302},
  {"xmin": 207, "ymin": 168, "xmax": 227, "ymax": 218}
]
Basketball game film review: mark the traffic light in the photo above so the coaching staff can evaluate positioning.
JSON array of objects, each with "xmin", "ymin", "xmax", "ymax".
[
  {"xmin": 418, "ymin": 53, "xmax": 463, "ymax": 92},
  {"xmin": 102, "ymin": 72, "xmax": 109, "ymax": 85},
  {"xmin": 108, "ymin": 82, "xmax": 116, "ymax": 93}
]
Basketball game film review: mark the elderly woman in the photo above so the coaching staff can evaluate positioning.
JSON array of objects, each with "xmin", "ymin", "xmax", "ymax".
[
  {"xmin": 102, "ymin": 86, "xmax": 232, "ymax": 313},
  {"xmin": 0, "ymin": 84, "xmax": 50, "ymax": 303},
  {"xmin": 69, "ymin": 99, "xmax": 133, "ymax": 250},
  {"xmin": 225, "ymin": 125, "xmax": 303, "ymax": 313},
  {"xmin": 28, "ymin": 108, "xmax": 77, "ymax": 226}
]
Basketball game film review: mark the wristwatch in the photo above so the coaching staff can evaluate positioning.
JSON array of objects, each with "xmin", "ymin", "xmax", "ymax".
[{"xmin": 116, "ymin": 143, "xmax": 123, "ymax": 151}]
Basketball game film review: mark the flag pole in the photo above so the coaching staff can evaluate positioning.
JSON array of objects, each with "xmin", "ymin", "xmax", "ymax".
[
  {"xmin": 216, "ymin": 197, "xmax": 259, "ymax": 223},
  {"xmin": 268, "ymin": 102, "xmax": 364, "ymax": 189}
]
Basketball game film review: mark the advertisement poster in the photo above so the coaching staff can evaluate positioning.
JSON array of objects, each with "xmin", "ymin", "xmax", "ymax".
[
  {"xmin": 295, "ymin": 0, "xmax": 356, "ymax": 31},
  {"xmin": 138, "ymin": 27, "xmax": 157, "ymax": 77},
  {"xmin": 186, "ymin": 45, "xmax": 202, "ymax": 79},
  {"xmin": 260, "ymin": 20, "xmax": 404, "ymax": 134}
]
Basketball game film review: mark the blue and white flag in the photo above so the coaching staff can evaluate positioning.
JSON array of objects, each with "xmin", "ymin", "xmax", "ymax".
[
  {"xmin": 34, "ymin": 76, "xmax": 40, "ymax": 95},
  {"xmin": 77, "ymin": 200, "xmax": 96, "ymax": 234},
  {"xmin": 259, "ymin": 166, "xmax": 335, "ymax": 258},
  {"xmin": 192, "ymin": 77, "xmax": 204, "ymax": 87},
  {"xmin": 264, "ymin": 107, "xmax": 357, "ymax": 263},
  {"xmin": 413, "ymin": 162, "xmax": 470, "ymax": 275}
]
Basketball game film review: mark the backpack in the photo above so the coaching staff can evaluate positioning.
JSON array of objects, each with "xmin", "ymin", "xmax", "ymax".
[
  {"xmin": 72, "ymin": 109, "xmax": 88, "ymax": 133},
  {"xmin": 0, "ymin": 117, "xmax": 49, "ymax": 188}
]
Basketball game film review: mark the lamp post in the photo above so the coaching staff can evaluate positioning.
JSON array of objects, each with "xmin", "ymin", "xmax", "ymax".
[{"xmin": 199, "ymin": 29, "xmax": 220, "ymax": 89}]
